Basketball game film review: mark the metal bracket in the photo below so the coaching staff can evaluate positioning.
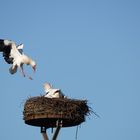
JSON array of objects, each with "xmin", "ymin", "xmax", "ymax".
[{"xmin": 41, "ymin": 127, "xmax": 47, "ymax": 133}]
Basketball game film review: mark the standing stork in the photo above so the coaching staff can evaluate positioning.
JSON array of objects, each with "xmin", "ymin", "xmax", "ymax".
[{"xmin": 43, "ymin": 82, "xmax": 66, "ymax": 98}]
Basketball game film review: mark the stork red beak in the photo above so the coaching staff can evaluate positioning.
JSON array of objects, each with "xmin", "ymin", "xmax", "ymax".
[{"xmin": 32, "ymin": 65, "xmax": 36, "ymax": 72}]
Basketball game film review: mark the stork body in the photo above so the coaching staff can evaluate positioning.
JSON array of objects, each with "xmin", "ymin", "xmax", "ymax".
[
  {"xmin": 43, "ymin": 83, "xmax": 65, "ymax": 98},
  {"xmin": 0, "ymin": 39, "xmax": 36, "ymax": 79}
]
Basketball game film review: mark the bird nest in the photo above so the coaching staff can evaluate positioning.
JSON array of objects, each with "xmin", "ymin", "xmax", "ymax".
[{"xmin": 23, "ymin": 96, "xmax": 91, "ymax": 128}]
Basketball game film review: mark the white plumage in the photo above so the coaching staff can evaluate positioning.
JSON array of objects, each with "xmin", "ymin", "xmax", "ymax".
[
  {"xmin": 43, "ymin": 83, "xmax": 66, "ymax": 98},
  {"xmin": 1, "ymin": 39, "xmax": 36, "ymax": 79}
]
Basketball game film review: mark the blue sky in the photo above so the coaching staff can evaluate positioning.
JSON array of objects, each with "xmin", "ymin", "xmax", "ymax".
[{"xmin": 0, "ymin": 0, "xmax": 140, "ymax": 140}]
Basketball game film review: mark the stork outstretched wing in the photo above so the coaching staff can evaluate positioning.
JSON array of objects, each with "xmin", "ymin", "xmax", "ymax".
[{"xmin": 0, "ymin": 39, "xmax": 36, "ymax": 79}]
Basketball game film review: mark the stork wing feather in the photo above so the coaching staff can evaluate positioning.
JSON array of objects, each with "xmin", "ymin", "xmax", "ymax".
[
  {"xmin": 0, "ymin": 39, "xmax": 13, "ymax": 64},
  {"xmin": 17, "ymin": 44, "xmax": 24, "ymax": 54},
  {"xmin": 0, "ymin": 39, "xmax": 6, "ymax": 52},
  {"xmin": 9, "ymin": 41, "xmax": 22, "ymax": 59},
  {"xmin": 17, "ymin": 44, "xmax": 24, "ymax": 49}
]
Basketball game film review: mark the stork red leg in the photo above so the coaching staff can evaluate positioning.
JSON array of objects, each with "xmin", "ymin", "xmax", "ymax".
[{"xmin": 20, "ymin": 66, "xmax": 25, "ymax": 77}]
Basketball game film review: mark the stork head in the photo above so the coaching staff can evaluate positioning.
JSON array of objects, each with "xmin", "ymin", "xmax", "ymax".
[
  {"xmin": 43, "ymin": 82, "xmax": 52, "ymax": 90},
  {"xmin": 30, "ymin": 60, "xmax": 36, "ymax": 72}
]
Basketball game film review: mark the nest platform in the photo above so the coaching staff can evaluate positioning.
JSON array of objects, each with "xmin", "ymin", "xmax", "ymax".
[{"xmin": 23, "ymin": 96, "xmax": 91, "ymax": 128}]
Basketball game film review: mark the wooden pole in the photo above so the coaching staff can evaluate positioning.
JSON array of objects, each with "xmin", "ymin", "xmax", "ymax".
[
  {"xmin": 51, "ymin": 126, "xmax": 61, "ymax": 140},
  {"xmin": 41, "ymin": 127, "xmax": 49, "ymax": 140},
  {"xmin": 51, "ymin": 120, "xmax": 62, "ymax": 140},
  {"xmin": 41, "ymin": 133, "xmax": 49, "ymax": 140}
]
